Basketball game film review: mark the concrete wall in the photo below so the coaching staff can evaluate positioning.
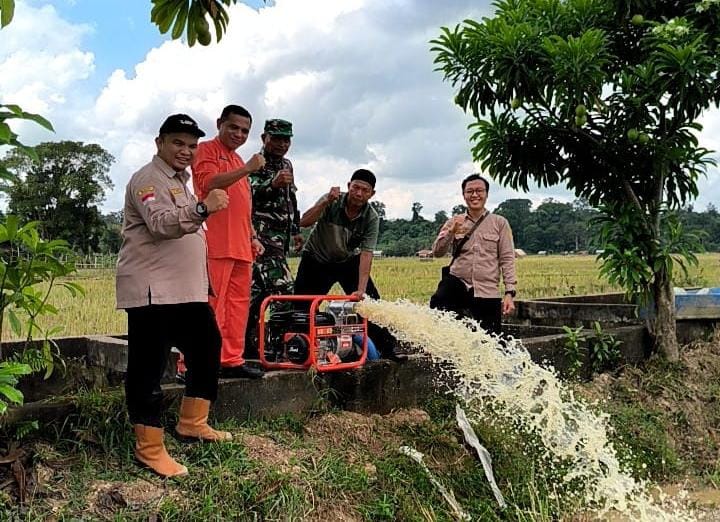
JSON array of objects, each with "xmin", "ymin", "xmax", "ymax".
[
  {"xmin": 4, "ymin": 303, "xmax": 719, "ymax": 425},
  {"xmin": 5, "ymin": 355, "xmax": 438, "ymax": 425},
  {"xmin": 514, "ymin": 299, "xmax": 639, "ymax": 328}
]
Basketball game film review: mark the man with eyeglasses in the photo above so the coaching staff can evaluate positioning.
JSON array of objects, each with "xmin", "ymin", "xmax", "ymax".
[
  {"xmin": 430, "ymin": 174, "xmax": 517, "ymax": 335},
  {"xmin": 295, "ymin": 169, "xmax": 407, "ymax": 361}
]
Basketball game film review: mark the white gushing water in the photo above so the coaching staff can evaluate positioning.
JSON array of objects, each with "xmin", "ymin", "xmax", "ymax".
[{"xmin": 357, "ymin": 299, "xmax": 692, "ymax": 521}]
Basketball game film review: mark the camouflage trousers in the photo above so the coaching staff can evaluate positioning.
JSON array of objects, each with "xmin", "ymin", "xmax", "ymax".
[{"xmin": 245, "ymin": 255, "xmax": 294, "ymax": 358}]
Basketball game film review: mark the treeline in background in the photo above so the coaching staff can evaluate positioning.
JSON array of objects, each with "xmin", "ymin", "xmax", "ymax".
[
  {"xmin": 3, "ymin": 140, "xmax": 720, "ymax": 257},
  {"xmin": 370, "ymin": 199, "xmax": 720, "ymax": 257}
]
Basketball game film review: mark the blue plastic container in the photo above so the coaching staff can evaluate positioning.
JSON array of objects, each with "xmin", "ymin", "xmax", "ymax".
[{"xmin": 674, "ymin": 287, "xmax": 720, "ymax": 319}]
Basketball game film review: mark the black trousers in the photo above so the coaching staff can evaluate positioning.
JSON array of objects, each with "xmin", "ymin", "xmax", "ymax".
[
  {"xmin": 429, "ymin": 273, "xmax": 502, "ymax": 335},
  {"xmin": 125, "ymin": 302, "xmax": 221, "ymax": 427},
  {"xmin": 295, "ymin": 253, "xmax": 381, "ymax": 299},
  {"xmin": 294, "ymin": 253, "xmax": 396, "ymax": 354}
]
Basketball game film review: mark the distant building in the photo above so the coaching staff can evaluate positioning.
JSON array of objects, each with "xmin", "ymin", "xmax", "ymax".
[
  {"xmin": 514, "ymin": 248, "xmax": 527, "ymax": 258},
  {"xmin": 416, "ymin": 249, "xmax": 433, "ymax": 259},
  {"xmin": 372, "ymin": 250, "xmax": 384, "ymax": 258},
  {"xmin": 537, "ymin": 250, "xmax": 548, "ymax": 256}
]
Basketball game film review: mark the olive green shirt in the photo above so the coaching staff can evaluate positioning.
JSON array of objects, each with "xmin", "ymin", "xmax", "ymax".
[{"xmin": 303, "ymin": 194, "xmax": 379, "ymax": 264}]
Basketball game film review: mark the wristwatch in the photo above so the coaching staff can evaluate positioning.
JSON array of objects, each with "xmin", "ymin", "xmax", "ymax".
[
  {"xmin": 195, "ymin": 201, "xmax": 209, "ymax": 218},
  {"xmin": 504, "ymin": 290, "xmax": 516, "ymax": 298}
]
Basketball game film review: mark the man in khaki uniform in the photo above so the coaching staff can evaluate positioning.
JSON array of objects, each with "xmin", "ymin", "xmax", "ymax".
[
  {"xmin": 116, "ymin": 114, "xmax": 232, "ymax": 478},
  {"xmin": 430, "ymin": 174, "xmax": 517, "ymax": 335}
]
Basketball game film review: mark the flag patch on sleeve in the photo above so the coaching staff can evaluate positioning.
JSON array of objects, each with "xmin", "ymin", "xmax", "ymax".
[{"xmin": 137, "ymin": 186, "xmax": 156, "ymax": 205}]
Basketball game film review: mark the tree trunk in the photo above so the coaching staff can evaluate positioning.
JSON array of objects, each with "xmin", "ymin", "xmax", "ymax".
[{"xmin": 651, "ymin": 268, "xmax": 679, "ymax": 361}]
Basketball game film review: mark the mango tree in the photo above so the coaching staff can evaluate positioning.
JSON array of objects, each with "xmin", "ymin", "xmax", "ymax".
[{"xmin": 431, "ymin": 0, "xmax": 720, "ymax": 360}]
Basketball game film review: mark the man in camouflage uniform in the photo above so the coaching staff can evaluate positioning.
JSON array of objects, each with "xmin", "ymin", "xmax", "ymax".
[{"xmin": 246, "ymin": 119, "xmax": 302, "ymax": 356}]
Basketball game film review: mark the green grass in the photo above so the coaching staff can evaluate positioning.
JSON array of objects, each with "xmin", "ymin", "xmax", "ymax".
[
  {"xmin": 3, "ymin": 281, "xmax": 720, "ymax": 519},
  {"xmin": 1, "ymin": 391, "xmax": 584, "ymax": 521},
  {"xmin": 6, "ymin": 253, "xmax": 720, "ymax": 340}
]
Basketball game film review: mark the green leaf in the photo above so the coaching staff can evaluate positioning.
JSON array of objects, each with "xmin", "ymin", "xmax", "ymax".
[
  {"xmin": 42, "ymin": 340, "xmax": 54, "ymax": 379},
  {"xmin": 16, "ymin": 144, "xmax": 39, "ymax": 162},
  {"xmin": 0, "ymin": 0, "xmax": 15, "ymax": 28},
  {"xmin": 4, "ymin": 214, "xmax": 19, "ymax": 241},
  {"xmin": 0, "ymin": 383, "xmax": 24, "ymax": 405},
  {"xmin": 19, "ymin": 111, "xmax": 54, "ymax": 132},
  {"xmin": 7, "ymin": 308, "xmax": 22, "ymax": 337},
  {"xmin": 0, "ymin": 164, "xmax": 18, "ymax": 185},
  {"xmin": 0, "ymin": 362, "xmax": 31, "ymax": 377},
  {"xmin": 0, "ymin": 121, "xmax": 11, "ymax": 142},
  {"xmin": 60, "ymin": 281, "xmax": 85, "ymax": 297},
  {"xmin": 172, "ymin": 0, "xmax": 189, "ymax": 39},
  {"xmin": 1, "ymin": 104, "xmax": 23, "ymax": 115}
]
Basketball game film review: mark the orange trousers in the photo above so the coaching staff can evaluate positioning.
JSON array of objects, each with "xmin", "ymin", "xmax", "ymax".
[{"xmin": 208, "ymin": 258, "xmax": 252, "ymax": 367}]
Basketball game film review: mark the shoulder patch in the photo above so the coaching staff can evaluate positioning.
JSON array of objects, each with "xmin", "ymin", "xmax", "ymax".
[{"xmin": 136, "ymin": 186, "xmax": 155, "ymax": 196}]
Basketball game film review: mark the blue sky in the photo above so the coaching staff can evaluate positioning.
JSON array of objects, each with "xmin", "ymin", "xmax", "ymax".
[
  {"xmin": 3, "ymin": 0, "xmax": 720, "ymax": 216},
  {"xmin": 40, "ymin": 0, "xmax": 164, "ymax": 84},
  {"xmin": 25, "ymin": 0, "xmax": 266, "ymax": 92}
]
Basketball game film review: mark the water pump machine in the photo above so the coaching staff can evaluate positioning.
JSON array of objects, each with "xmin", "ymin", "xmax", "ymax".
[{"xmin": 258, "ymin": 295, "xmax": 369, "ymax": 372}]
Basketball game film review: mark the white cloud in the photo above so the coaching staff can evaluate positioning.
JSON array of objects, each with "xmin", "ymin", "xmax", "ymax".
[
  {"xmin": 79, "ymin": 0, "xmax": 498, "ymax": 213},
  {"xmin": 5, "ymin": 0, "xmax": 720, "ymax": 220},
  {"xmin": 0, "ymin": 2, "xmax": 94, "ymax": 127}
]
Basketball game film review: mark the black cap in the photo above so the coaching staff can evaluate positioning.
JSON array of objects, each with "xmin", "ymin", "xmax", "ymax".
[
  {"xmin": 158, "ymin": 114, "xmax": 205, "ymax": 138},
  {"xmin": 350, "ymin": 168, "xmax": 376, "ymax": 189}
]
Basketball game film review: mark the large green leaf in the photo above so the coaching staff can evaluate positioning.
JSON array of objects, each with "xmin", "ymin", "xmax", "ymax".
[
  {"xmin": 7, "ymin": 308, "xmax": 22, "ymax": 337},
  {"xmin": 0, "ymin": 383, "xmax": 23, "ymax": 405},
  {"xmin": 0, "ymin": 0, "xmax": 15, "ymax": 28}
]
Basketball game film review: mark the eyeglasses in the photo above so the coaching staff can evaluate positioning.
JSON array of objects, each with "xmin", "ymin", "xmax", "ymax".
[{"xmin": 464, "ymin": 189, "xmax": 486, "ymax": 196}]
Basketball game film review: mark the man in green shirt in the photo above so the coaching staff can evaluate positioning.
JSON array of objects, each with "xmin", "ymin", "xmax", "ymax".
[{"xmin": 296, "ymin": 169, "xmax": 406, "ymax": 361}]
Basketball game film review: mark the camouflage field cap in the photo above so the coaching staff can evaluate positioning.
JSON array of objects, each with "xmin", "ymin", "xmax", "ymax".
[{"xmin": 264, "ymin": 119, "xmax": 293, "ymax": 137}]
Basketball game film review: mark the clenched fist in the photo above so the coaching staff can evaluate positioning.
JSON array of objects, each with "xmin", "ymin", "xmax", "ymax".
[
  {"xmin": 271, "ymin": 168, "xmax": 294, "ymax": 188},
  {"xmin": 204, "ymin": 189, "xmax": 229, "ymax": 214},
  {"xmin": 438, "ymin": 215, "xmax": 466, "ymax": 240},
  {"xmin": 245, "ymin": 153, "xmax": 266, "ymax": 173},
  {"xmin": 325, "ymin": 186, "xmax": 341, "ymax": 203}
]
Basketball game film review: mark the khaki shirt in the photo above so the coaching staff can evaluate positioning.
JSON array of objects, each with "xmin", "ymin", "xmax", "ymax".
[
  {"xmin": 432, "ymin": 212, "xmax": 517, "ymax": 298},
  {"xmin": 116, "ymin": 155, "xmax": 209, "ymax": 309}
]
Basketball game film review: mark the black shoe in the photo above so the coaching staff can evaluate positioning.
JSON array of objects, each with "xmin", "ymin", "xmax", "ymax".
[
  {"xmin": 220, "ymin": 364, "xmax": 265, "ymax": 379},
  {"xmin": 175, "ymin": 371, "xmax": 186, "ymax": 385},
  {"xmin": 383, "ymin": 350, "xmax": 408, "ymax": 363}
]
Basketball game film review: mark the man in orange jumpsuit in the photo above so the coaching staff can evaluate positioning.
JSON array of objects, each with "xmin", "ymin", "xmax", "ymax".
[{"xmin": 192, "ymin": 105, "xmax": 266, "ymax": 379}]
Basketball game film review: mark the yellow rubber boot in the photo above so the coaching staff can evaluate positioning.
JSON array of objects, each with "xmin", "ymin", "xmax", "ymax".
[
  {"xmin": 133, "ymin": 425, "xmax": 188, "ymax": 477},
  {"xmin": 175, "ymin": 397, "xmax": 232, "ymax": 442}
]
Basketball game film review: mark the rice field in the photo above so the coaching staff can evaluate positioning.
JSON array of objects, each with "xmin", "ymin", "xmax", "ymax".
[{"xmin": 5, "ymin": 253, "xmax": 720, "ymax": 340}]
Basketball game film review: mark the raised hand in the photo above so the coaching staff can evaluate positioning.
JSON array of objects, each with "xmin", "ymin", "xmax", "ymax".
[
  {"xmin": 326, "ymin": 186, "xmax": 341, "ymax": 202},
  {"xmin": 245, "ymin": 153, "xmax": 266, "ymax": 173},
  {"xmin": 272, "ymin": 168, "xmax": 294, "ymax": 188},
  {"xmin": 204, "ymin": 189, "xmax": 229, "ymax": 213}
]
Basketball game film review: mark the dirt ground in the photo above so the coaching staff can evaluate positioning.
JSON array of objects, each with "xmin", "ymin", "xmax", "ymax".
[
  {"xmin": 0, "ymin": 408, "xmax": 433, "ymax": 520},
  {"xmin": 2, "ymin": 334, "xmax": 720, "ymax": 520},
  {"xmin": 579, "ymin": 331, "xmax": 720, "ymax": 474}
]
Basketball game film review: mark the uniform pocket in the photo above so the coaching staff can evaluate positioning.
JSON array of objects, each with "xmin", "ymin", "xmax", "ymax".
[
  {"xmin": 173, "ymin": 194, "xmax": 190, "ymax": 208},
  {"xmin": 481, "ymin": 233, "xmax": 500, "ymax": 252}
]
